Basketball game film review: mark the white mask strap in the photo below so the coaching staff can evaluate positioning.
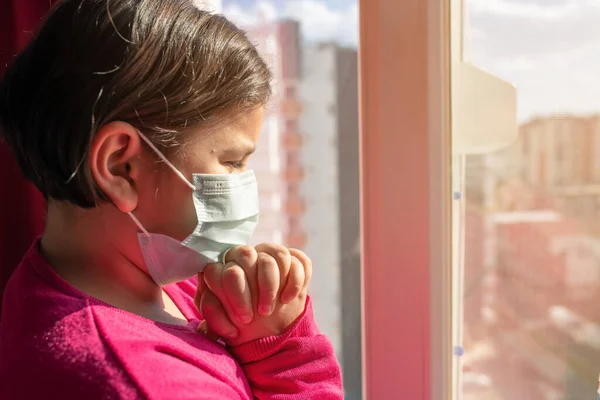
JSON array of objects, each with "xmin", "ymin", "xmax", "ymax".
[
  {"xmin": 128, "ymin": 211, "xmax": 150, "ymax": 238},
  {"xmin": 136, "ymin": 130, "xmax": 195, "ymax": 190}
]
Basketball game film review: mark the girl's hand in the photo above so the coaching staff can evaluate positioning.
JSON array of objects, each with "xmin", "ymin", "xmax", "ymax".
[{"xmin": 193, "ymin": 244, "xmax": 312, "ymax": 346}]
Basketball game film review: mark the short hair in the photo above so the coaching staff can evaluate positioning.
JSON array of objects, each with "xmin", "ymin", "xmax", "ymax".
[{"xmin": 0, "ymin": 0, "xmax": 272, "ymax": 208}]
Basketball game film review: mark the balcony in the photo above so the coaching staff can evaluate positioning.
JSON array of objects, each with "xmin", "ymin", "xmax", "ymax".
[
  {"xmin": 279, "ymin": 99, "xmax": 303, "ymax": 118},
  {"xmin": 281, "ymin": 131, "xmax": 303, "ymax": 150},
  {"xmin": 282, "ymin": 166, "xmax": 305, "ymax": 183},
  {"xmin": 285, "ymin": 232, "xmax": 307, "ymax": 250},
  {"xmin": 283, "ymin": 196, "xmax": 305, "ymax": 217}
]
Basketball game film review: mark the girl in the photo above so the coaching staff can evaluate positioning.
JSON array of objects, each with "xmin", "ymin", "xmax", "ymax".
[{"xmin": 0, "ymin": 0, "xmax": 342, "ymax": 398}]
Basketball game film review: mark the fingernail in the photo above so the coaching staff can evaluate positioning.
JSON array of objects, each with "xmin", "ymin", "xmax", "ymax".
[
  {"xmin": 239, "ymin": 314, "xmax": 253, "ymax": 324},
  {"xmin": 259, "ymin": 305, "xmax": 273, "ymax": 316},
  {"xmin": 225, "ymin": 330, "xmax": 239, "ymax": 339}
]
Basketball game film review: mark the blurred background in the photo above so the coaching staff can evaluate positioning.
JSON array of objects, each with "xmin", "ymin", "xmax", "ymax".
[
  {"xmin": 459, "ymin": 0, "xmax": 600, "ymax": 398},
  {"xmin": 218, "ymin": 1, "xmax": 362, "ymax": 398},
  {"xmin": 5, "ymin": 0, "xmax": 600, "ymax": 399}
]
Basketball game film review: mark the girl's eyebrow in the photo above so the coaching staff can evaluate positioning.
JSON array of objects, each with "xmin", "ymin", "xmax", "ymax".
[{"xmin": 221, "ymin": 144, "xmax": 256, "ymax": 157}]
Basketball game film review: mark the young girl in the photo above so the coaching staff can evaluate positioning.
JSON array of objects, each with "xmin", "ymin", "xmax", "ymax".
[{"xmin": 0, "ymin": 0, "xmax": 343, "ymax": 398}]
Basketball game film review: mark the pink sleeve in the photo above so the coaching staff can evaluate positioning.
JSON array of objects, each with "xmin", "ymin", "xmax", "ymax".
[{"xmin": 229, "ymin": 297, "xmax": 344, "ymax": 400}]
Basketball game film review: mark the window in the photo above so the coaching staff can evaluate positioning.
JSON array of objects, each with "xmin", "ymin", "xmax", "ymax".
[
  {"xmin": 224, "ymin": 1, "xmax": 466, "ymax": 398},
  {"xmin": 221, "ymin": 1, "xmax": 362, "ymax": 397},
  {"xmin": 286, "ymin": 152, "xmax": 299, "ymax": 168},
  {"xmin": 359, "ymin": 0, "xmax": 451, "ymax": 398},
  {"xmin": 285, "ymin": 119, "xmax": 297, "ymax": 133},
  {"xmin": 288, "ymin": 217, "xmax": 300, "ymax": 234},
  {"xmin": 557, "ymin": 141, "xmax": 565, "ymax": 163},
  {"xmin": 287, "ymin": 184, "xmax": 299, "ymax": 198},
  {"xmin": 454, "ymin": 0, "xmax": 600, "ymax": 398},
  {"xmin": 284, "ymin": 85, "xmax": 296, "ymax": 99}
]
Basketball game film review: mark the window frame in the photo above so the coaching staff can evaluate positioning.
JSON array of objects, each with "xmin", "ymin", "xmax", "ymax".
[{"xmin": 359, "ymin": 0, "xmax": 453, "ymax": 398}]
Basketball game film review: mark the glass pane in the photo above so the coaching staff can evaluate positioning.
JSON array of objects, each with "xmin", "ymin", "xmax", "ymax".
[
  {"xmin": 221, "ymin": 2, "xmax": 361, "ymax": 398},
  {"xmin": 456, "ymin": 1, "xmax": 600, "ymax": 399}
]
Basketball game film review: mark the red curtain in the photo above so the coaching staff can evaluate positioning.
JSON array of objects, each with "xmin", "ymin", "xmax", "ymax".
[{"xmin": 0, "ymin": 1, "xmax": 56, "ymax": 311}]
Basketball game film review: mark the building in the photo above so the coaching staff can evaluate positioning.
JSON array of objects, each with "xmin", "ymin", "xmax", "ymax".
[
  {"xmin": 236, "ymin": 18, "xmax": 307, "ymax": 248},
  {"xmin": 489, "ymin": 212, "xmax": 600, "ymax": 398},
  {"xmin": 461, "ymin": 115, "xmax": 600, "ymax": 398},
  {"xmin": 519, "ymin": 115, "xmax": 600, "ymax": 235},
  {"xmin": 219, "ymin": 10, "xmax": 363, "ymax": 396},
  {"xmin": 463, "ymin": 115, "xmax": 600, "ymax": 344},
  {"xmin": 520, "ymin": 116, "xmax": 599, "ymax": 188},
  {"xmin": 300, "ymin": 42, "xmax": 361, "ymax": 399}
]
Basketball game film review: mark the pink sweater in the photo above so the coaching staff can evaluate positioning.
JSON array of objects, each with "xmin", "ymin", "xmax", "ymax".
[{"xmin": 0, "ymin": 242, "xmax": 343, "ymax": 399}]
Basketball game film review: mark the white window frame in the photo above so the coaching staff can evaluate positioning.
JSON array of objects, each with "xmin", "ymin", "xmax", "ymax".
[{"xmin": 359, "ymin": 0, "xmax": 453, "ymax": 398}]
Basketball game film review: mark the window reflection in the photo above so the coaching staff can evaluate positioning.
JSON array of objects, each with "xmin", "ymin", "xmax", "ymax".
[{"xmin": 460, "ymin": 1, "xmax": 600, "ymax": 398}]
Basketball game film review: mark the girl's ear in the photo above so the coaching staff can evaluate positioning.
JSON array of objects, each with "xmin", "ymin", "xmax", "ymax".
[{"xmin": 89, "ymin": 122, "xmax": 145, "ymax": 212}]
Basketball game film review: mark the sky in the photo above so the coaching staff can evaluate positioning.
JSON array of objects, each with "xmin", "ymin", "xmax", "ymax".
[
  {"xmin": 222, "ymin": 0, "xmax": 600, "ymax": 121},
  {"xmin": 468, "ymin": 0, "xmax": 600, "ymax": 121},
  {"xmin": 222, "ymin": 0, "xmax": 357, "ymax": 45}
]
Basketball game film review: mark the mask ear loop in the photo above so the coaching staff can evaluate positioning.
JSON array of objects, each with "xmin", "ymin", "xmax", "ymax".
[
  {"xmin": 128, "ymin": 211, "xmax": 150, "ymax": 238},
  {"xmin": 129, "ymin": 130, "xmax": 195, "ymax": 238},
  {"xmin": 136, "ymin": 130, "xmax": 195, "ymax": 191}
]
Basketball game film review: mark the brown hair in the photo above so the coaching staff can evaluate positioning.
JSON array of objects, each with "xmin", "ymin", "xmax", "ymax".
[{"xmin": 0, "ymin": 0, "xmax": 272, "ymax": 208}]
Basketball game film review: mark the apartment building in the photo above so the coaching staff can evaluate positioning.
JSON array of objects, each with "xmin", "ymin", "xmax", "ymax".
[{"xmin": 300, "ymin": 42, "xmax": 361, "ymax": 399}]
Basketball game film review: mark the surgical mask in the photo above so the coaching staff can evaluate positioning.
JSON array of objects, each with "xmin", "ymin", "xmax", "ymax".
[{"xmin": 128, "ymin": 130, "xmax": 259, "ymax": 287}]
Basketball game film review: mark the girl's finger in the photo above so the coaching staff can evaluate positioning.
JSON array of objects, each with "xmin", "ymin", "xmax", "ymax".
[
  {"xmin": 255, "ymin": 243, "xmax": 291, "ymax": 281},
  {"xmin": 204, "ymin": 263, "xmax": 247, "ymax": 324},
  {"xmin": 224, "ymin": 245, "xmax": 258, "ymax": 272},
  {"xmin": 222, "ymin": 262, "xmax": 253, "ymax": 324},
  {"xmin": 257, "ymin": 253, "xmax": 280, "ymax": 316},
  {"xmin": 280, "ymin": 256, "xmax": 305, "ymax": 304},
  {"xmin": 204, "ymin": 263, "xmax": 225, "ymax": 293},
  {"xmin": 193, "ymin": 272, "xmax": 207, "ymax": 313},
  {"xmin": 197, "ymin": 320, "xmax": 219, "ymax": 343},
  {"xmin": 289, "ymin": 248, "xmax": 313, "ymax": 290},
  {"xmin": 199, "ymin": 289, "xmax": 239, "ymax": 340}
]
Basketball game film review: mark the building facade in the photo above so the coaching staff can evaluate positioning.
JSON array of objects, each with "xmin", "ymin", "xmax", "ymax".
[
  {"xmin": 220, "ymin": 10, "xmax": 362, "ymax": 396},
  {"xmin": 300, "ymin": 42, "xmax": 361, "ymax": 399},
  {"xmin": 240, "ymin": 19, "xmax": 307, "ymax": 248},
  {"xmin": 519, "ymin": 115, "xmax": 600, "ymax": 235}
]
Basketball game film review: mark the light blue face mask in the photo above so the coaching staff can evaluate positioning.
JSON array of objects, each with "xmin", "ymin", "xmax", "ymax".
[{"xmin": 128, "ymin": 131, "xmax": 259, "ymax": 287}]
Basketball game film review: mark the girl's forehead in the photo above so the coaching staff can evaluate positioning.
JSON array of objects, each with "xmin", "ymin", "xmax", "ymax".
[{"xmin": 185, "ymin": 108, "xmax": 264, "ymax": 149}]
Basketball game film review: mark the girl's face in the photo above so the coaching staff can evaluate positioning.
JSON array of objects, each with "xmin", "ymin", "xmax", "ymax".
[{"xmin": 133, "ymin": 107, "xmax": 264, "ymax": 242}]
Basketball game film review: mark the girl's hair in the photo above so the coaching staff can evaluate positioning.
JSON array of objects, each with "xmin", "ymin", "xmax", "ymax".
[{"xmin": 0, "ymin": 0, "xmax": 272, "ymax": 208}]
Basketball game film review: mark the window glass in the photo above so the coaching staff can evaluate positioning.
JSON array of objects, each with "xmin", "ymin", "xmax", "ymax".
[
  {"xmin": 221, "ymin": 1, "xmax": 361, "ymax": 398},
  {"xmin": 456, "ymin": 1, "xmax": 600, "ymax": 398}
]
